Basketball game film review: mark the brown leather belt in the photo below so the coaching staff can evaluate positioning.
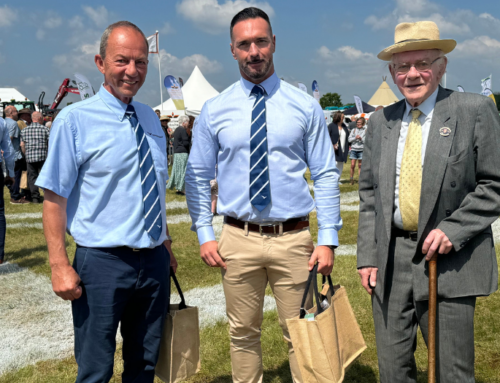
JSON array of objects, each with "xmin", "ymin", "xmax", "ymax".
[{"xmin": 224, "ymin": 216, "xmax": 309, "ymax": 235}]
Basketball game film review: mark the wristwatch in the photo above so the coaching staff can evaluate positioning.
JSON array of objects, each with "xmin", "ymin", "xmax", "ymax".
[
  {"xmin": 165, "ymin": 235, "xmax": 173, "ymax": 243},
  {"xmin": 324, "ymin": 245, "xmax": 336, "ymax": 251}
]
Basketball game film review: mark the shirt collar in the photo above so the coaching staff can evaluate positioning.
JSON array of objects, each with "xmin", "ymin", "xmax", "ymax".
[
  {"xmin": 240, "ymin": 72, "xmax": 280, "ymax": 97},
  {"xmin": 405, "ymin": 86, "xmax": 439, "ymax": 119},
  {"xmin": 98, "ymin": 84, "xmax": 133, "ymax": 122}
]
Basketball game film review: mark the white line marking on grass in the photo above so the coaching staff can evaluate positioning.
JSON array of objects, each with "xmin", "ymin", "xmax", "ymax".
[
  {"xmin": 5, "ymin": 213, "xmax": 43, "ymax": 220},
  {"xmin": 7, "ymin": 223, "xmax": 43, "ymax": 229},
  {"xmin": 166, "ymin": 214, "xmax": 192, "ymax": 224},
  {"xmin": 165, "ymin": 201, "xmax": 188, "ymax": 210}
]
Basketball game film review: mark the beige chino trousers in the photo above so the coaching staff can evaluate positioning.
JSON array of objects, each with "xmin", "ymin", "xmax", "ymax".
[{"xmin": 218, "ymin": 223, "xmax": 314, "ymax": 383}]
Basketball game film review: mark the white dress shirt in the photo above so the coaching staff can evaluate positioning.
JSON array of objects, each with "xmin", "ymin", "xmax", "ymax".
[{"xmin": 393, "ymin": 87, "xmax": 439, "ymax": 229}]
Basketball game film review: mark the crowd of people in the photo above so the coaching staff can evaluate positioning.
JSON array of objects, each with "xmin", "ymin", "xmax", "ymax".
[
  {"xmin": 0, "ymin": 6, "xmax": 498, "ymax": 383},
  {"xmin": 3, "ymin": 106, "xmax": 50, "ymax": 205}
]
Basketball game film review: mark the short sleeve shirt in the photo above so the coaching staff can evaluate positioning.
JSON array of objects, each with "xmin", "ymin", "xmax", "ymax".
[{"xmin": 36, "ymin": 85, "xmax": 169, "ymax": 248}]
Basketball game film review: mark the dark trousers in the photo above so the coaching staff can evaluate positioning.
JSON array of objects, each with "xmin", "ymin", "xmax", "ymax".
[
  {"xmin": 72, "ymin": 245, "xmax": 170, "ymax": 383},
  {"xmin": 372, "ymin": 234, "xmax": 476, "ymax": 383},
  {"xmin": 26, "ymin": 160, "xmax": 45, "ymax": 200},
  {"xmin": 0, "ymin": 172, "xmax": 5, "ymax": 261},
  {"xmin": 9, "ymin": 157, "xmax": 30, "ymax": 200}
]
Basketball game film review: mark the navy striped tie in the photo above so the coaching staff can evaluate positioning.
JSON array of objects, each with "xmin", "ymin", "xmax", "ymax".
[
  {"xmin": 249, "ymin": 85, "xmax": 271, "ymax": 211},
  {"xmin": 125, "ymin": 105, "xmax": 162, "ymax": 241}
]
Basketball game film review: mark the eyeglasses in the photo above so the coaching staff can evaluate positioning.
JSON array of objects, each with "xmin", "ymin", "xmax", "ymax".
[{"xmin": 393, "ymin": 56, "xmax": 444, "ymax": 75}]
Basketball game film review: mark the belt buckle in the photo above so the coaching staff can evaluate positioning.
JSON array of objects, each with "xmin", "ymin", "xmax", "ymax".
[
  {"xmin": 409, "ymin": 232, "xmax": 418, "ymax": 241},
  {"xmin": 132, "ymin": 248, "xmax": 140, "ymax": 252},
  {"xmin": 259, "ymin": 223, "xmax": 277, "ymax": 235}
]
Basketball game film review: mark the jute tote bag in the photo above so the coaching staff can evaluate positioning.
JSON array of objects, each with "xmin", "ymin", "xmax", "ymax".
[
  {"xmin": 286, "ymin": 264, "xmax": 366, "ymax": 383},
  {"xmin": 155, "ymin": 269, "xmax": 201, "ymax": 383}
]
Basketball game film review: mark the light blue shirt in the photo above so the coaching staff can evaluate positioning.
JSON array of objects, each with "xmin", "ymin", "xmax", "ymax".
[
  {"xmin": 36, "ymin": 85, "xmax": 169, "ymax": 248},
  {"xmin": 185, "ymin": 72, "xmax": 342, "ymax": 246},
  {"xmin": 0, "ymin": 117, "xmax": 15, "ymax": 177},
  {"xmin": 5, "ymin": 118, "xmax": 22, "ymax": 161},
  {"xmin": 393, "ymin": 86, "xmax": 439, "ymax": 229}
]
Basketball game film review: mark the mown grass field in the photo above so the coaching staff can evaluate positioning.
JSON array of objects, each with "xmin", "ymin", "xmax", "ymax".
[{"xmin": 1, "ymin": 166, "xmax": 499, "ymax": 382}]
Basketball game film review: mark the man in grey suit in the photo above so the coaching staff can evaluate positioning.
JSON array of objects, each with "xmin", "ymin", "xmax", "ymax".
[{"xmin": 357, "ymin": 21, "xmax": 500, "ymax": 382}]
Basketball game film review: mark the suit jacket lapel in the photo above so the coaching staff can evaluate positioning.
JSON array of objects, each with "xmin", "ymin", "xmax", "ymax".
[
  {"xmin": 379, "ymin": 100, "xmax": 405, "ymax": 240},
  {"xmin": 418, "ymin": 87, "xmax": 456, "ymax": 240}
]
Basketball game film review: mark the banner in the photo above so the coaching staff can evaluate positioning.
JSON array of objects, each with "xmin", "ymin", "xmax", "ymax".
[
  {"xmin": 298, "ymin": 83, "xmax": 307, "ymax": 93},
  {"xmin": 312, "ymin": 80, "xmax": 320, "ymax": 103},
  {"xmin": 354, "ymin": 95, "xmax": 363, "ymax": 114},
  {"xmin": 147, "ymin": 33, "xmax": 159, "ymax": 54},
  {"xmin": 74, "ymin": 73, "xmax": 95, "ymax": 101},
  {"xmin": 481, "ymin": 75, "xmax": 492, "ymax": 96},
  {"xmin": 457, "ymin": 85, "xmax": 465, "ymax": 93},
  {"xmin": 164, "ymin": 75, "xmax": 185, "ymax": 110}
]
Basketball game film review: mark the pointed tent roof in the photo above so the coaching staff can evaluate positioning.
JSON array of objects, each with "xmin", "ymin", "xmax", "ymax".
[
  {"xmin": 368, "ymin": 77, "xmax": 399, "ymax": 106},
  {"xmin": 153, "ymin": 66, "xmax": 219, "ymax": 115}
]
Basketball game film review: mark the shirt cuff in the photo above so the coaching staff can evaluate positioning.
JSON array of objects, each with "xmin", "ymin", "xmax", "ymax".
[
  {"xmin": 317, "ymin": 228, "xmax": 339, "ymax": 247},
  {"xmin": 196, "ymin": 225, "xmax": 216, "ymax": 245}
]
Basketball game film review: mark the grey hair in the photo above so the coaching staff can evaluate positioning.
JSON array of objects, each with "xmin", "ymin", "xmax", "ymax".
[
  {"xmin": 99, "ymin": 21, "xmax": 148, "ymax": 60},
  {"xmin": 178, "ymin": 115, "xmax": 190, "ymax": 126}
]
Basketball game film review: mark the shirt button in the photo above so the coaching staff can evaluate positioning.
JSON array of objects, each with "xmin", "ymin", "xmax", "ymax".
[
  {"xmin": 446, "ymin": 210, "xmax": 451, "ymax": 217},
  {"xmin": 451, "ymin": 181, "xmax": 456, "ymax": 188}
]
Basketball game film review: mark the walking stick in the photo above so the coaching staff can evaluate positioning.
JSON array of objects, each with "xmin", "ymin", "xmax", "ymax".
[{"xmin": 428, "ymin": 255, "xmax": 437, "ymax": 383}]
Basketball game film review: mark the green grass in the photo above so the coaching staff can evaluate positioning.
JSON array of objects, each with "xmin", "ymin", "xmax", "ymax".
[{"xmin": 2, "ymin": 168, "xmax": 500, "ymax": 382}]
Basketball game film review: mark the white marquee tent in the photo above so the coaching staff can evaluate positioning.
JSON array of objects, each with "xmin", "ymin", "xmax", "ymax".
[
  {"xmin": 153, "ymin": 66, "xmax": 219, "ymax": 116},
  {"xmin": 0, "ymin": 88, "xmax": 29, "ymax": 102}
]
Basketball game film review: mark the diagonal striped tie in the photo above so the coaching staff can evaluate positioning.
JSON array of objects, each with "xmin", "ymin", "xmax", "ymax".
[
  {"xmin": 249, "ymin": 85, "xmax": 271, "ymax": 211},
  {"xmin": 125, "ymin": 105, "xmax": 162, "ymax": 241}
]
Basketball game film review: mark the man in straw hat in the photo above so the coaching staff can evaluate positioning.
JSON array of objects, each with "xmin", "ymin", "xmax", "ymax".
[{"xmin": 357, "ymin": 21, "xmax": 500, "ymax": 382}]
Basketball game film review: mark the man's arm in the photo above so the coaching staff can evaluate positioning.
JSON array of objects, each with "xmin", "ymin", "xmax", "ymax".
[
  {"xmin": 43, "ymin": 190, "xmax": 82, "ymax": 301},
  {"xmin": 20, "ymin": 141, "xmax": 25, "ymax": 155},
  {"xmin": 356, "ymin": 119, "xmax": 378, "ymax": 294},
  {"xmin": 426, "ymin": 96, "xmax": 500, "ymax": 258},
  {"xmin": 306, "ymin": 101, "xmax": 342, "ymax": 275},
  {"xmin": 185, "ymin": 104, "xmax": 226, "ymax": 269}
]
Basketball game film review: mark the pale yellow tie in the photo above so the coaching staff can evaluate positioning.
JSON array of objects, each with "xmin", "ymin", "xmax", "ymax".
[{"xmin": 400, "ymin": 109, "xmax": 422, "ymax": 231}]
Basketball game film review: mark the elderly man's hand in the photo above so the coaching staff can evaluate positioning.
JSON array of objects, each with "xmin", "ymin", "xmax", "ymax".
[
  {"xmin": 358, "ymin": 267, "xmax": 378, "ymax": 295},
  {"xmin": 308, "ymin": 246, "xmax": 334, "ymax": 276},
  {"xmin": 200, "ymin": 241, "xmax": 226, "ymax": 269},
  {"xmin": 422, "ymin": 229, "xmax": 453, "ymax": 261}
]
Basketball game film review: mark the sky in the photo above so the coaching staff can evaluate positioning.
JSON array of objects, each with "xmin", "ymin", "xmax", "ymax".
[{"xmin": 1, "ymin": 0, "xmax": 500, "ymax": 108}]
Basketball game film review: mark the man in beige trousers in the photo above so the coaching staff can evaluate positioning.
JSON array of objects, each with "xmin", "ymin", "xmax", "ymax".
[{"xmin": 185, "ymin": 7, "xmax": 342, "ymax": 383}]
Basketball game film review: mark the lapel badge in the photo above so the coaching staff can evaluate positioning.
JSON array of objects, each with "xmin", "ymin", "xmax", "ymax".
[{"xmin": 439, "ymin": 127, "xmax": 451, "ymax": 137}]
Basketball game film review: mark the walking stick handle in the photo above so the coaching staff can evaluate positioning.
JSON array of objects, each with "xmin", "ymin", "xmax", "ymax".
[{"xmin": 428, "ymin": 257, "xmax": 437, "ymax": 383}]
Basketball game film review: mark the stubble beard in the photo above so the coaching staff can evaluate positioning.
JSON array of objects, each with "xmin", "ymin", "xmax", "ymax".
[{"xmin": 241, "ymin": 57, "xmax": 273, "ymax": 83}]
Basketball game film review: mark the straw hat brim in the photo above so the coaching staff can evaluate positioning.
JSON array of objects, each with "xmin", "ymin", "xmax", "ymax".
[{"xmin": 377, "ymin": 39, "xmax": 457, "ymax": 61}]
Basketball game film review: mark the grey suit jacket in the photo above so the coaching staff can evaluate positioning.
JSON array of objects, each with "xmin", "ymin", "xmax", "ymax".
[{"xmin": 357, "ymin": 86, "xmax": 500, "ymax": 301}]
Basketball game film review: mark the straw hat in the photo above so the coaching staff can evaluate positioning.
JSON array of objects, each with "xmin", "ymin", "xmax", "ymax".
[
  {"xmin": 377, "ymin": 21, "xmax": 456, "ymax": 61},
  {"xmin": 159, "ymin": 115, "xmax": 171, "ymax": 121}
]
